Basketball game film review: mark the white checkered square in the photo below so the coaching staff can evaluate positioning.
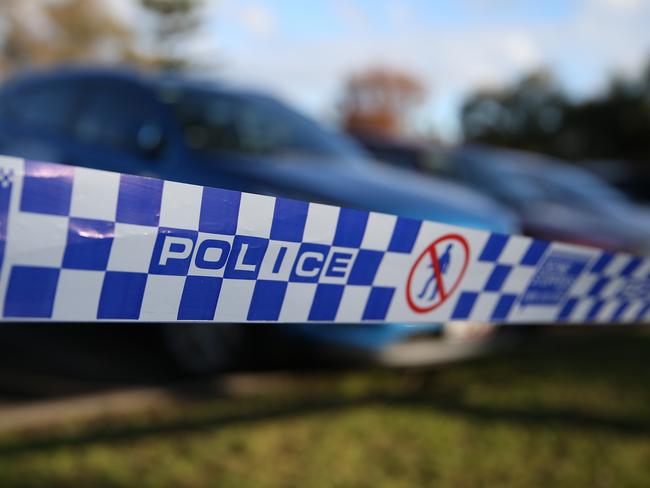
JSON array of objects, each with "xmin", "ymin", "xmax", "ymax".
[
  {"xmin": 69, "ymin": 167, "xmax": 120, "ymax": 221},
  {"xmin": 622, "ymin": 302, "xmax": 644, "ymax": 322},
  {"xmin": 497, "ymin": 236, "xmax": 530, "ymax": 265},
  {"xmin": 302, "ymin": 203, "xmax": 339, "ymax": 245},
  {"xmin": 460, "ymin": 261, "xmax": 494, "ymax": 291},
  {"xmin": 599, "ymin": 301, "xmax": 621, "ymax": 322},
  {"xmin": 568, "ymin": 299, "xmax": 595, "ymax": 323},
  {"xmin": 469, "ymin": 293, "xmax": 500, "ymax": 321},
  {"xmin": 500, "ymin": 266, "xmax": 536, "ymax": 294},
  {"xmin": 373, "ymin": 252, "xmax": 411, "ymax": 287},
  {"xmin": 107, "ymin": 223, "xmax": 157, "ymax": 273},
  {"xmin": 214, "ymin": 279, "xmax": 256, "ymax": 321},
  {"xmin": 52, "ymin": 269, "xmax": 104, "ymax": 320},
  {"xmin": 279, "ymin": 282, "xmax": 317, "ymax": 322},
  {"xmin": 140, "ymin": 275, "xmax": 186, "ymax": 321},
  {"xmin": 360, "ymin": 212, "xmax": 396, "ymax": 251},
  {"xmin": 236, "ymin": 192, "xmax": 275, "ymax": 238},
  {"xmin": 158, "ymin": 181, "xmax": 203, "ymax": 230},
  {"xmin": 335, "ymin": 285, "xmax": 371, "ymax": 321},
  {"xmin": 6, "ymin": 212, "xmax": 68, "ymax": 267}
]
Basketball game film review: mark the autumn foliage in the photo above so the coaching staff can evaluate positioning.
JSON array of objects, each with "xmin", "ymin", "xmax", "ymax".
[{"xmin": 340, "ymin": 67, "xmax": 426, "ymax": 137}]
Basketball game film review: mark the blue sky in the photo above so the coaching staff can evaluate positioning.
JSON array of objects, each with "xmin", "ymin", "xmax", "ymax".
[{"xmin": 116, "ymin": 0, "xmax": 650, "ymax": 140}]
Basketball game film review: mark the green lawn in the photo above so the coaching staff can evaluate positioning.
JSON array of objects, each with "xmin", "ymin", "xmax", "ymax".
[{"xmin": 1, "ymin": 329, "xmax": 650, "ymax": 487}]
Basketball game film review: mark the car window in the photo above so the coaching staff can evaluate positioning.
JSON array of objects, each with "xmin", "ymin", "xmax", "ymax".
[
  {"xmin": 162, "ymin": 86, "xmax": 365, "ymax": 160},
  {"xmin": 74, "ymin": 81, "xmax": 163, "ymax": 157},
  {"xmin": 3, "ymin": 79, "xmax": 79, "ymax": 134}
]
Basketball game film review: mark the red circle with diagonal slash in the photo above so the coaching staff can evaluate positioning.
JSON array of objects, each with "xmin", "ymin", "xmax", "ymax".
[{"xmin": 406, "ymin": 233, "xmax": 470, "ymax": 313}]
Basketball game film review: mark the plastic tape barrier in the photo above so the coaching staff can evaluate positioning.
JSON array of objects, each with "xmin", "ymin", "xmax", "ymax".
[{"xmin": 0, "ymin": 156, "xmax": 649, "ymax": 324}]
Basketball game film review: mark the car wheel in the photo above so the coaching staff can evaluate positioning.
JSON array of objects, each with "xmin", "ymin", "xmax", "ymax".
[{"xmin": 162, "ymin": 323, "xmax": 243, "ymax": 376}]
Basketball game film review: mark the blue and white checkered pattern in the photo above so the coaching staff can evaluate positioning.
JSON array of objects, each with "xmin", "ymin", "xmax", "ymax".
[
  {"xmin": 554, "ymin": 252, "xmax": 650, "ymax": 323},
  {"xmin": 445, "ymin": 233, "xmax": 550, "ymax": 322},
  {"xmin": 0, "ymin": 159, "xmax": 424, "ymax": 322},
  {"xmin": 0, "ymin": 157, "xmax": 649, "ymax": 324}
]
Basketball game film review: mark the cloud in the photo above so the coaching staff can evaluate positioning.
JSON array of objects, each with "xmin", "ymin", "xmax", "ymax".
[
  {"xmin": 595, "ymin": 0, "xmax": 647, "ymax": 14},
  {"xmin": 195, "ymin": 0, "xmax": 650, "ymax": 137},
  {"xmin": 232, "ymin": 3, "xmax": 276, "ymax": 37},
  {"xmin": 332, "ymin": 0, "xmax": 370, "ymax": 31}
]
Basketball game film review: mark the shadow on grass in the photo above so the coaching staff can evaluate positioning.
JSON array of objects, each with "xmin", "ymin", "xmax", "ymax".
[
  {"xmin": 1, "ymin": 328, "xmax": 650, "ymax": 457},
  {"xmin": 1, "ymin": 391, "xmax": 650, "ymax": 459}
]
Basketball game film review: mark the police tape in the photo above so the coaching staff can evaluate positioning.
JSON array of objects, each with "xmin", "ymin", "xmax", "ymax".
[{"xmin": 0, "ymin": 155, "xmax": 648, "ymax": 324}]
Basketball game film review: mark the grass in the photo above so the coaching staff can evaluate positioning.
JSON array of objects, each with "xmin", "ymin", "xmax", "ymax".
[{"xmin": 1, "ymin": 328, "xmax": 650, "ymax": 487}]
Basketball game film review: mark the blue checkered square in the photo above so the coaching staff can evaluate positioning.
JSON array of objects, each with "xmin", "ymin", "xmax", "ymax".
[
  {"xmin": 451, "ymin": 291, "xmax": 479, "ymax": 320},
  {"xmin": 333, "ymin": 208, "xmax": 368, "ymax": 248},
  {"xmin": 21, "ymin": 160, "xmax": 73, "ymax": 216},
  {"xmin": 199, "ymin": 187, "xmax": 241, "ymax": 235},
  {"xmin": 248, "ymin": 280, "xmax": 287, "ymax": 321},
  {"xmin": 588, "ymin": 276, "xmax": 609, "ymax": 297},
  {"xmin": 520, "ymin": 240, "xmax": 549, "ymax": 266},
  {"xmin": 479, "ymin": 233, "xmax": 509, "ymax": 262},
  {"xmin": 178, "ymin": 276, "xmax": 222, "ymax": 320},
  {"xmin": 586, "ymin": 300, "xmax": 605, "ymax": 322},
  {"xmin": 491, "ymin": 294, "xmax": 517, "ymax": 320},
  {"xmin": 484, "ymin": 264, "xmax": 512, "ymax": 292},
  {"xmin": 362, "ymin": 287, "xmax": 394, "ymax": 321},
  {"xmin": 387, "ymin": 217, "xmax": 421, "ymax": 253},
  {"xmin": 309, "ymin": 284, "xmax": 344, "ymax": 321},
  {"xmin": 558, "ymin": 297, "xmax": 579, "ymax": 321},
  {"xmin": 63, "ymin": 218, "xmax": 114, "ymax": 270},
  {"xmin": 621, "ymin": 257, "xmax": 642, "ymax": 277},
  {"xmin": 97, "ymin": 271, "xmax": 147, "ymax": 319},
  {"xmin": 4, "ymin": 266, "xmax": 59, "ymax": 318},
  {"xmin": 590, "ymin": 252, "xmax": 614, "ymax": 273},
  {"xmin": 270, "ymin": 197, "xmax": 308, "ymax": 242},
  {"xmin": 348, "ymin": 249, "xmax": 383, "ymax": 286},
  {"xmin": 116, "ymin": 174, "xmax": 163, "ymax": 226}
]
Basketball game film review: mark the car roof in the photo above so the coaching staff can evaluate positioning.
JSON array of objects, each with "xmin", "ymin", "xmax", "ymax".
[{"xmin": 2, "ymin": 64, "xmax": 267, "ymax": 100}]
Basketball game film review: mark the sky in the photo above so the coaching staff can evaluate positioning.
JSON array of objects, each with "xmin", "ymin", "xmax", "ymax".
[{"xmin": 114, "ymin": 0, "xmax": 650, "ymax": 141}]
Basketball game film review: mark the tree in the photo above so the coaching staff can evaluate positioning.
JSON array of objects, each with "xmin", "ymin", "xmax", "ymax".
[
  {"xmin": 461, "ymin": 65, "xmax": 650, "ymax": 200},
  {"xmin": 0, "ymin": 0, "xmax": 207, "ymax": 77},
  {"xmin": 339, "ymin": 67, "xmax": 426, "ymax": 137},
  {"xmin": 461, "ymin": 66, "xmax": 650, "ymax": 165},
  {"xmin": 0, "ymin": 0, "xmax": 142, "ymax": 76},
  {"xmin": 461, "ymin": 71, "xmax": 567, "ymax": 155},
  {"xmin": 140, "ymin": 0, "xmax": 204, "ymax": 70}
]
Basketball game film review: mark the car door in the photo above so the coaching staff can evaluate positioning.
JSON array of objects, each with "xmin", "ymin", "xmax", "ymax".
[
  {"xmin": 64, "ymin": 77, "xmax": 174, "ymax": 177},
  {"xmin": 0, "ymin": 77, "xmax": 84, "ymax": 163}
]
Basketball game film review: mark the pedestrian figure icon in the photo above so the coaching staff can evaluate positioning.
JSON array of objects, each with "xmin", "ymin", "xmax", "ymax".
[
  {"xmin": 407, "ymin": 234, "xmax": 469, "ymax": 314},
  {"xmin": 418, "ymin": 243, "xmax": 453, "ymax": 301}
]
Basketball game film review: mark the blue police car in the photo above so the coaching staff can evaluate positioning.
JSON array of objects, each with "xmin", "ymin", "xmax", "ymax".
[{"xmin": 0, "ymin": 66, "xmax": 518, "ymax": 373}]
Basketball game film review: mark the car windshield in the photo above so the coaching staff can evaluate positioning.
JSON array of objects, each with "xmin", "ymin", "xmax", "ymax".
[
  {"xmin": 540, "ymin": 170, "xmax": 630, "ymax": 211},
  {"xmin": 489, "ymin": 161, "xmax": 628, "ymax": 212},
  {"xmin": 160, "ymin": 85, "xmax": 365, "ymax": 160}
]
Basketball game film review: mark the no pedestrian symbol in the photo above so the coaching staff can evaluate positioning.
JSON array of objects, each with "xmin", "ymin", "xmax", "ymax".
[{"xmin": 406, "ymin": 234, "xmax": 470, "ymax": 313}]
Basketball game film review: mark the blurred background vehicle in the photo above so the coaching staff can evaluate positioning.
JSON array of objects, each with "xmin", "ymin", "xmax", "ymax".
[
  {"xmin": 355, "ymin": 134, "xmax": 650, "ymax": 255},
  {"xmin": 0, "ymin": 66, "xmax": 519, "ymax": 374}
]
